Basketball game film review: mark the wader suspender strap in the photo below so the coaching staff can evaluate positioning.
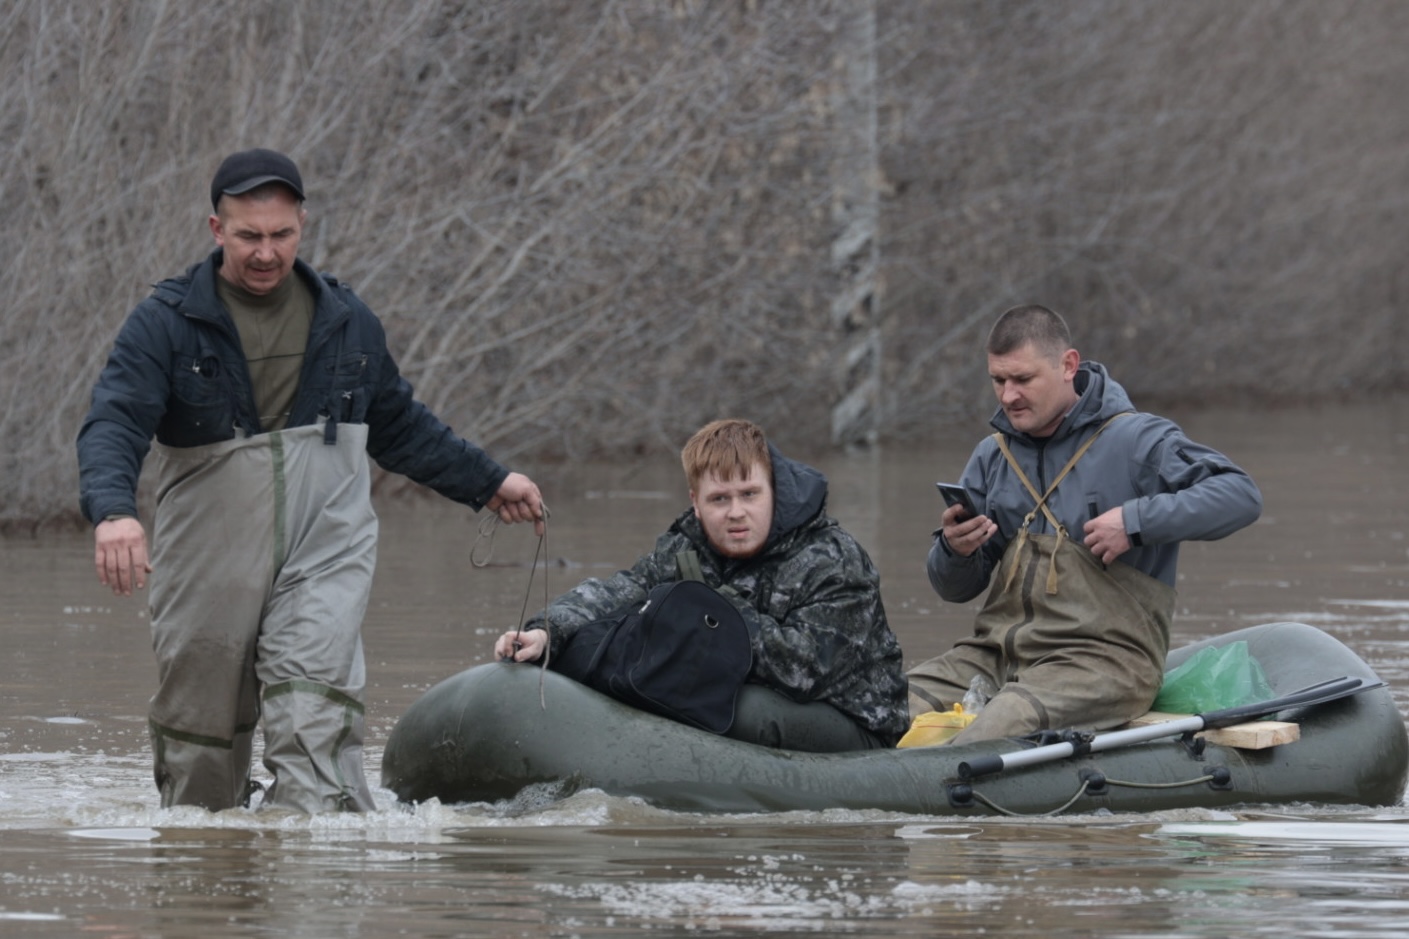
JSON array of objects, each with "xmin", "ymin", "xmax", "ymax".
[
  {"xmin": 994, "ymin": 413, "xmax": 1131, "ymax": 595},
  {"xmin": 676, "ymin": 550, "xmax": 705, "ymax": 582}
]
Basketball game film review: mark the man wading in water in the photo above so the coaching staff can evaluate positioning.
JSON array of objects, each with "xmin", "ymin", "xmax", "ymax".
[{"xmin": 77, "ymin": 148, "xmax": 545, "ymax": 812}]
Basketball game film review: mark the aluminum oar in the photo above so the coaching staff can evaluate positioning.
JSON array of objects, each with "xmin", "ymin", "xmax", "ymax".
[{"xmin": 958, "ymin": 676, "xmax": 1385, "ymax": 780}]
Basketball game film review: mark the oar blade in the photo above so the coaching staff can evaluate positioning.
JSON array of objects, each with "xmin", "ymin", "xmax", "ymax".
[{"xmin": 1199, "ymin": 676, "xmax": 1383, "ymax": 729}]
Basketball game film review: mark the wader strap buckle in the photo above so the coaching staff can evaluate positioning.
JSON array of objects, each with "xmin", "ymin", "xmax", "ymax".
[{"xmin": 994, "ymin": 412, "xmax": 1132, "ymax": 594}]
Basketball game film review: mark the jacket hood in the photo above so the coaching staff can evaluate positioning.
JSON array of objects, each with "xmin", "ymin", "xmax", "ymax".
[
  {"xmin": 766, "ymin": 443, "xmax": 828, "ymax": 544},
  {"xmin": 989, "ymin": 360, "xmax": 1136, "ymax": 442}
]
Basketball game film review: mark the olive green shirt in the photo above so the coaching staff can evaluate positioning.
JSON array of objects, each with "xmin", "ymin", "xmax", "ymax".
[{"xmin": 216, "ymin": 272, "xmax": 314, "ymax": 432}]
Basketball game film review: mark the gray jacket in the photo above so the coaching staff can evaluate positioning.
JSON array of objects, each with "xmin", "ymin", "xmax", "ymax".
[
  {"xmin": 527, "ymin": 445, "xmax": 910, "ymax": 745},
  {"xmin": 929, "ymin": 361, "xmax": 1262, "ymax": 601}
]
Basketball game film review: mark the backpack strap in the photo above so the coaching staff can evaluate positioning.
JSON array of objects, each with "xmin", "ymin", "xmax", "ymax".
[{"xmin": 675, "ymin": 549, "xmax": 705, "ymax": 582}]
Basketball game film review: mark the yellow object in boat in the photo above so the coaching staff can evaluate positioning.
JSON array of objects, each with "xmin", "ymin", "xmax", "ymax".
[{"xmin": 895, "ymin": 703, "xmax": 977, "ymax": 748}]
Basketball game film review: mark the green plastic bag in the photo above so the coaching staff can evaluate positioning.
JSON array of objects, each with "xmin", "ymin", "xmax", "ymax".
[{"xmin": 1151, "ymin": 640, "xmax": 1275, "ymax": 714}]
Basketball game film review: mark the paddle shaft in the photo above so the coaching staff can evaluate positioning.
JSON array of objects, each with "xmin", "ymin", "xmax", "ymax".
[{"xmin": 958, "ymin": 676, "xmax": 1380, "ymax": 779}]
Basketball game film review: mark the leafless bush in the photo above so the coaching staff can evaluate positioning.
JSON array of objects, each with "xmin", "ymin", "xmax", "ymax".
[
  {"xmin": 2, "ymin": 0, "xmax": 1405, "ymax": 529},
  {"xmin": 1, "ymin": 0, "xmax": 849, "ymax": 526}
]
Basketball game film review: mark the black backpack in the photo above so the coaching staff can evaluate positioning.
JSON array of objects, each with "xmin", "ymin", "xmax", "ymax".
[{"xmin": 550, "ymin": 575, "xmax": 754, "ymax": 734}]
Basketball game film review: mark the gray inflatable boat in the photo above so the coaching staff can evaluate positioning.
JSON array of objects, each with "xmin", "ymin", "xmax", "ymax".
[{"xmin": 381, "ymin": 622, "xmax": 1408, "ymax": 815}]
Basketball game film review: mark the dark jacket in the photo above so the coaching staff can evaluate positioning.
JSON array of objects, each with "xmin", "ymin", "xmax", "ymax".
[
  {"xmin": 526, "ymin": 446, "xmax": 911, "ymax": 745},
  {"xmin": 929, "ymin": 360, "xmax": 1263, "ymax": 600},
  {"xmin": 77, "ymin": 251, "xmax": 508, "ymax": 523}
]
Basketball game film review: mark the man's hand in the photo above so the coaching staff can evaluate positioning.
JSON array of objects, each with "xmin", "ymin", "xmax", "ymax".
[
  {"xmin": 486, "ymin": 472, "xmax": 546, "ymax": 535},
  {"xmin": 1082, "ymin": 505, "xmax": 1131, "ymax": 565},
  {"xmin": 94, "ymin": 517, "xmax": 152, "ymax": 596},
  {"xmin": 494, "ymin": 628, "xmax": 547, "ymax": 663},
  {"xmin": 941, "ymin": 503, "xmax": 996, "ymax": 557}
]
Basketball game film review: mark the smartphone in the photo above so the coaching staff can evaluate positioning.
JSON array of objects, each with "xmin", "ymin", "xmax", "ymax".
[{"xmin": 935, "ymin": 482, "xmax": 979, "ymax": 519}]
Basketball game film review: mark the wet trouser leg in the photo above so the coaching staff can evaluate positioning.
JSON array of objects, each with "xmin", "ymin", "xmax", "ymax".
[
  {"xmin": 148, "ymin": 602, "xmax": 264, "ymax": 810},
  {"xmin": 257, "ymin": 430, "xmax": 377, "ymax": 812},
  {"xmin": 148, "ymin": 438, "xmax": 275, "ymax": 811},
  {"xmin": 259, "ymin": 425, "xmax": 377, "ymax": 812}
]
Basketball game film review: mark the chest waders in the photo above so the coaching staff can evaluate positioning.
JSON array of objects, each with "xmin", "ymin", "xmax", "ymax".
[
  {"xmin": 907, "ymin": 416, "xmax": 1174, "ymax": 745},
  {"xmin": 147, "ymin": 423, "xmax": 378, "ymax": 812}
]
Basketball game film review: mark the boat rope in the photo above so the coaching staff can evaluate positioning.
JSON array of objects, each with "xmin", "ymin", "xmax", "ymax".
[
  {"xmin": 472, "ymin": 504, "xmax": 556, "ymax": 708},
  {"xmin": 1099, "ymin": 774, "xmax": 1222, "ymax": 790},
  {"xmin": 962, "ymin": 771, "xmax": 1224, "ymax": 817},
  {"xmin": 469, "ymin": 500, "xmax": 553, "ymax": 568},
  {"xmin": 469, "ymin": 510, "xmax": 502, "ymax": 568},
  {"xmin": 967, "ymin": 778, "xmax": 1095, "ymax": 817}
]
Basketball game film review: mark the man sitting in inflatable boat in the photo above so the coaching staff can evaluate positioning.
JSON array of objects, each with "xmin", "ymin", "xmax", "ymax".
[
  {"xmin": 906, "ymin": 304, "xmax": 1263, "ymax": 747},
  {"xmin": 494, "ymin": 419, "xmax": 910, "ymax": 751}
]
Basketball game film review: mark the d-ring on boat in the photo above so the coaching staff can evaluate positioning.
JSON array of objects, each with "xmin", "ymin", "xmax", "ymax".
[{"xmin": 381, "ymin": 622, "xmax": 1408, "ymax": 815}]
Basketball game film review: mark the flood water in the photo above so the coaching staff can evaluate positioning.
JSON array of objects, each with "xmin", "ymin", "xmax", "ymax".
[{"xmin": 3, "ymin": 401, "xmax": 1408, "ymax": 937}]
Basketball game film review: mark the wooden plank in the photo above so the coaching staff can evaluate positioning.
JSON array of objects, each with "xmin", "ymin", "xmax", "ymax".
[{"xmin": 1124, "ymin": 711, "xmax": 1300, "ymax": 749}]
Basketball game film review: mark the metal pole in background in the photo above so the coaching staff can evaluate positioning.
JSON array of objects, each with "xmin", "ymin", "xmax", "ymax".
[{"xmin": 829, "ymin": 0, "xmax": 881, "ymax": 449}]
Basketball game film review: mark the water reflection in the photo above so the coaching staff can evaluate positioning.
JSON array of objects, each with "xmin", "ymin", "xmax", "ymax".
[{"xmin": 14, "ymin": 809, "xmax": 1409, "ymax": 937}]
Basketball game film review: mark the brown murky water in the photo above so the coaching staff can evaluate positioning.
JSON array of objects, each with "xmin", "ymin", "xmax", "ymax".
[{"xmin": 3, "ymin": 401, "xmax": 1408, "ymax": 937}]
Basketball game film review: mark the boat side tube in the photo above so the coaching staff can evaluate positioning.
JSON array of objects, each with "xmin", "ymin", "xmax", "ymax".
[{"xmin": 381, "ymin": 622, "xmax": 1408, "ymax": 816}]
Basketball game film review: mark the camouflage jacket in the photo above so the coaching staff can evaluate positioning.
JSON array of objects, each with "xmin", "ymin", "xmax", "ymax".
[{"xmin": 526, "ymin": 446, "xmax": 910, "ymax": 745}]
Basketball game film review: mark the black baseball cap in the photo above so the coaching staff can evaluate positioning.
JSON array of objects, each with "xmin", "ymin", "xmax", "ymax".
[{"xmin": 210, "ymin": 148, "xmax": 305, "ymax": 210}]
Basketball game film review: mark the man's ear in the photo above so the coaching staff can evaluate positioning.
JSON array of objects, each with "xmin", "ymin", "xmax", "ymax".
[
  {"xmin": 688, "ymin": 490, "xmax": 699, "ymax": 517},
  {"xmin": 1061, "ymin": 348, "xmax": 1080, "ymax": 380}
]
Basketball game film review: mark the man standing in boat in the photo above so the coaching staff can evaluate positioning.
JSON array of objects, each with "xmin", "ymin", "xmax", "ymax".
[
  {"xmin": 907, "ymin": 304, "xmax": 1262, "ymax": 744},
  {"xmin": 77, "ymin": 148, "xmax": 545, "ymax": 813},
  {"xmin": 494, "ymin": 418, "xmax": 911, "ymax": 750}
]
